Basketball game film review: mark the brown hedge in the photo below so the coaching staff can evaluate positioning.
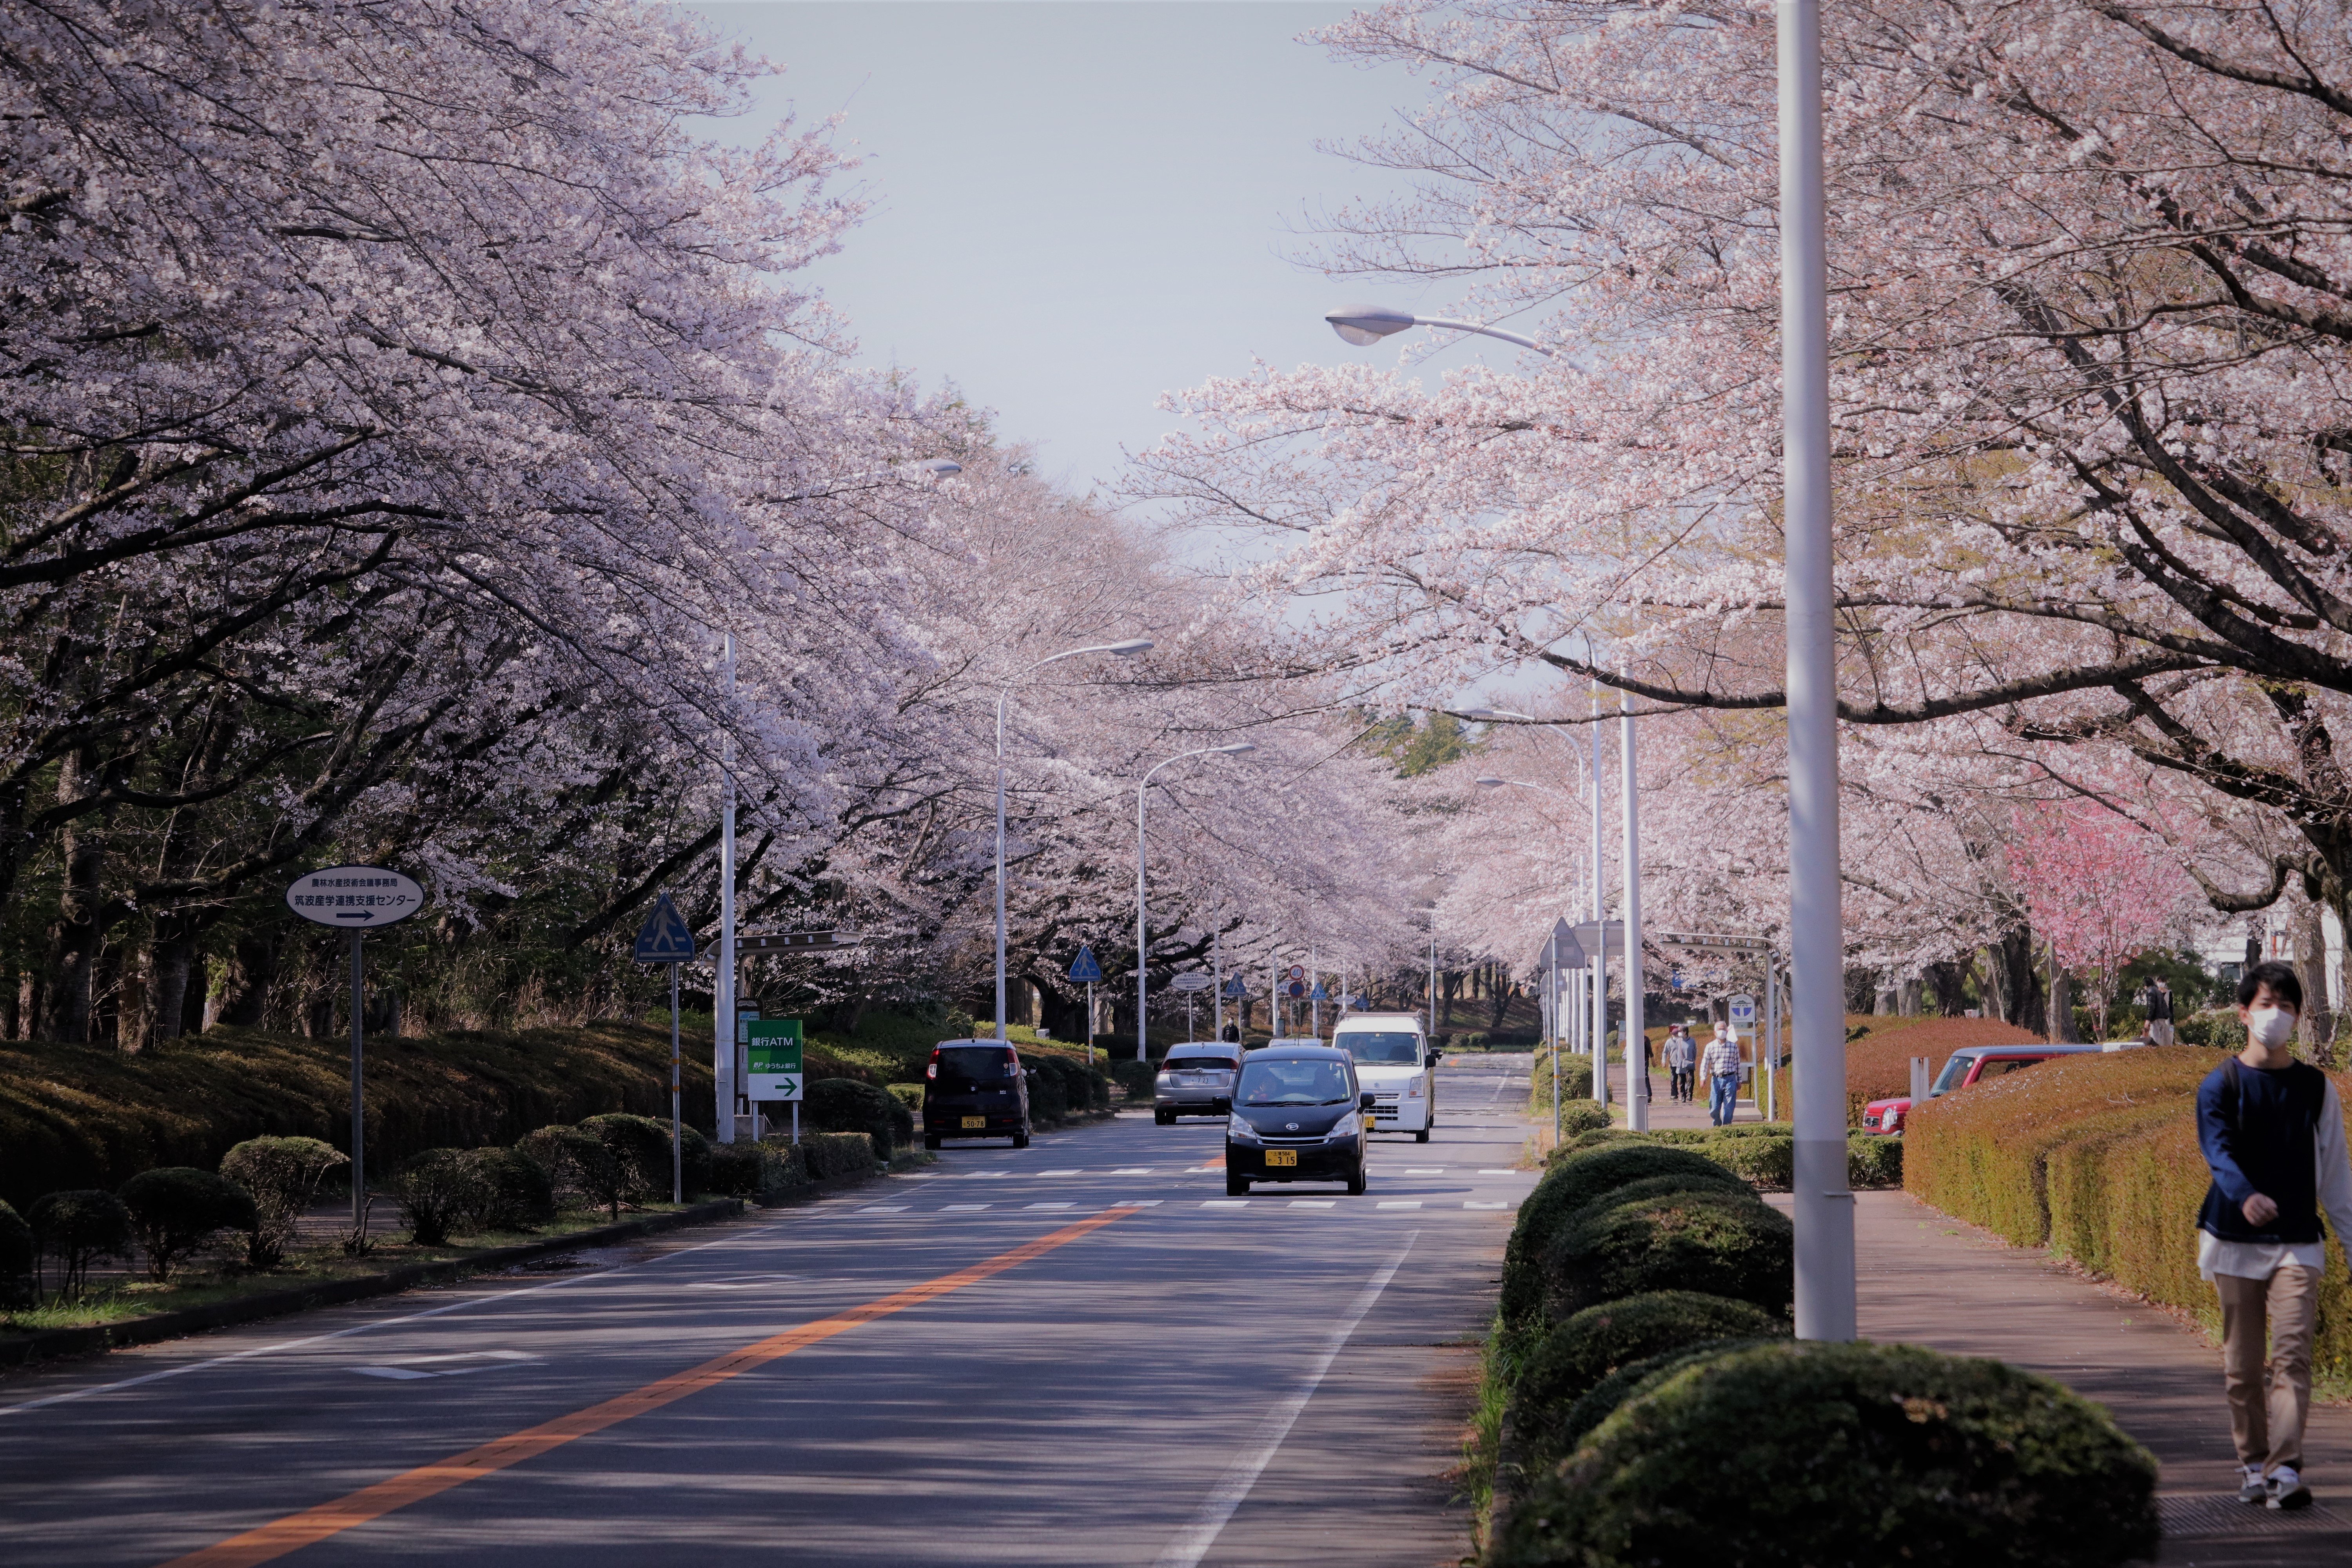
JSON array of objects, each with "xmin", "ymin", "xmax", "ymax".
[
  {"xmin": 1758, "ymin": 1014, "xmax": 2043, "ymax": 1127},
  {"xmin": 0, "ymin": 1021, "xmax": 872, "ymax": 1210},
  {"xmin": 1904, "ymin": 1044, "xmax": 2352, "ymax": 1382}
]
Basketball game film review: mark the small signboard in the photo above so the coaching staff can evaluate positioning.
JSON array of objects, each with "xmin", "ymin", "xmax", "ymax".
[
  {"xmin": 1728, "ymin": 993, "xmax": 1757, "ymax": 1027},
  {"xmin": 633, "ymin": 893, "xmax": 696, "ymax": 963},
  {"xmin": 739, "ymin": 931, "xmax": 858, "ymax": 954},
  {"xmin": 746, "ymin": 1020, "xmax": 804, "ymax": 1100},
  {"xmin": 1169, "ymin": 972, "xmax": 1214, "ymax": 993},
  {"xmin": 285, "ymin": 866, "xmax": 426, "ymax": 928},
  {"xmin": 1547, "ymin": 917, "xmax": 1586, "ymax": 969},
  {"xmin": 1068, "ymin": 945, "xmax": 1104, "ymax": 983}
]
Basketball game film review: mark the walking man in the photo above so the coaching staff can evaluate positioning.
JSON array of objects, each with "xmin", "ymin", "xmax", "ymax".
[
  {"xmin": 2144, "ymin": 977, "xmax": 2176, "ymax": 1046},
  {"xmin": 1665, "ymin": 1025, "xmax": 1697, "ymax": 1103},
  {"xmin": 1700, "ymin": 1023, "xmax": 1742, "ymax": 1127},
  {"xmin": 2196, "ymin": 960, "xmax": 2352, "ymax": 1511}
]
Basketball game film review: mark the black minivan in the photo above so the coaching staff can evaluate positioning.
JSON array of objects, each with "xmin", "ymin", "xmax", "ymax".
[{"xmin": 922, "ymin": 1038, "xmax": 1032, "ymax": 1149}]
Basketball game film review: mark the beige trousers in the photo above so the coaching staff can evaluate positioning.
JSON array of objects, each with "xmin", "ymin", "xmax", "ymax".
[{"xmin": 2216, "ymin": 1265, "xmax": 2320, "ymax": 1473}]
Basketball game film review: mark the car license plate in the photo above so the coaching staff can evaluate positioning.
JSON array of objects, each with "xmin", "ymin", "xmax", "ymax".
[
  {"xmin": 1264, "ymin": 1149, "xmax": 1297, "ymax": 1167},
  {"xmin": 961, "ymin": 1116, "xmax": 985, "ymax": 1129}
]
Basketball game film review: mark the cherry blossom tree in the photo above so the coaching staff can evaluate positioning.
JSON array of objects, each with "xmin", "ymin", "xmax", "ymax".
[{"xmin": 2011, "ymin": 804, "xmax": 2197, "ymax": 1039}]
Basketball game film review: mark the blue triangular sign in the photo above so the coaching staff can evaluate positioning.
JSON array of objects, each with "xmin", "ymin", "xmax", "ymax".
[
  {"xmin": 1068, "ymin": 945, "xmax": 1104, "ymax": 984},
  {"xmin": 634, "ymin": 893, "xmax": 697, "ymax": 963},
  {"xmin": 1350, "ymin": 994, "xmax": 1372, "ymax": 1010},
  {"xmin": 1309, "ymin": 983, "xmax": 1330, "ymax": 1001},
  {"xmin": 1221, "ymin": 976, "xmax": 1249, "ymax": 998}
]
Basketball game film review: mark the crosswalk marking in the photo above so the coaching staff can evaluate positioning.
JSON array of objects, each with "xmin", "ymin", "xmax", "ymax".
[
  {"xmin": 1024, "ymin": 1202, "xmax": 1073, "ymax": 1210},
  {"xmin": 1376, "ymin": 1201, "xmax": 1423, "ymax": 1210},
  {"xmin": 941, "ymin": 1204, "xmax": 991, "ymax": 1212},
  {"xmin": 1289, "ymin": 1200, "xmax": 1336, "ymax": 1209},
  {"xmin": 1464, "ymin": 1201, "xmax": 1511, "ymax": 1210},
  {"xmin": 1201, "ymin": 1200, "xmax": 1246, "ymax": 1208}
]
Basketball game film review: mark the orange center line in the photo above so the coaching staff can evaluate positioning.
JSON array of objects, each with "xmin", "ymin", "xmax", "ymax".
[{"xmin": 160, "ymin": 1206, "xmax": 1139, "ymax": 1568}]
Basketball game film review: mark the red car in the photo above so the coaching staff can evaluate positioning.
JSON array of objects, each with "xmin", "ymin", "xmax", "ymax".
[{"xmin": 1861, "ymin": 1044, "xmax": 2108, "ymax": 1134}]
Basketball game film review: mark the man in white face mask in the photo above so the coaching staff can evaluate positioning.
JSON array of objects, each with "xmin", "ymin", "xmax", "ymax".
[{"xmin": 2196, "ymin": 960, "xmax": 2352, "ymax": 1511}]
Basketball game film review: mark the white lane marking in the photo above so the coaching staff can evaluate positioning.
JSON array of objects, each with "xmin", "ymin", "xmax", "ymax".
[
  {"xmin": 1024, "ymin": 1202, "xmax": 1073, "ymax": 1211},
  {"xmin": 1153, "ymin": 1238, "xmax": 1417, "ymax": 1568},
  {"xmin": 1040, "ymin": 1169, "xmax": 1083, "ymax": 1177},
  {"xmin": 1376, "ymin": 1201, "xmax": 1423, "ymax": 1210},
  {"xmin": 1477, "ymin": 1169, "xmax": 1518, "ymax": 1175},
  {"xmin": 685, "ymin": 1273, "xmax": 805, "ymax": 1290},
  {"xmin": 1464, "ymin": 1201, "xmax": 1511, "ymax": 1210},
  {"xmin": 941, "ymin": 1203, "xmax": 992, "ymax": 1212},
  {"xmin": 0, "ymin": 1223, "xmax": 751, "ymax": 1418},
  {"xmin": 1183, "ymin": 1166, "xmax": 1218, "ymax": 1173},
  {"xmin": 1113, "ymin": 1200, "xmax": 1164, "ymax": 1207},
  {"xmin": 1111, "ymin": 1168, "xmax": 1154, "ymax": 1176},
  {"xmin": 858, "ymin": 1206, "xmax": 911, "ymax": 1214},
  {"xmin": 1200, "ymin": 1200, "xmax": 1247, "ymax": 1209},
  {"xmin": 956, "ymin": 1172, "xmax": 1011, "ymax": 1180},
  {"xmin": 350, "ymin": 1349, "xmax": 535, "ymax": 1381},
  {"xmin": 1289, "ymin": 1201, "xmax": 1336, "ymax": 1209},
  {"xmin": 1403, "ymin": 1168, "xmax": 1444, "ymax": 1174}
]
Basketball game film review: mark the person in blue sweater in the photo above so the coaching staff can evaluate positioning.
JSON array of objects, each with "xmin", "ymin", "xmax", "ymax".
[{"xmin": 2196, "ymin": 960, "xmax": 2352, "ymax": 1511}]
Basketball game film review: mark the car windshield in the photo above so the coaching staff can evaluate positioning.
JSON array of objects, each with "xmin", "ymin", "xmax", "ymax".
[
  {"xmin": 1163, "ymin": 1057, "xmax": 1237, "ymax": 1074},
  {"xmin": 1927, "ymin": 1054, "xmax": 1976, "ymax": 1097},
  {"xmin": 1237, "ymin": 1058, "xmax": 1353, "ymax": 1106},
  {"xmin": 933, "ymin": 1047, "xmax": 1018, "ymax": 1092},
  {"xmin": 1339, "ymin": 1031, "xmax": 1421, "ymax": 1065}
]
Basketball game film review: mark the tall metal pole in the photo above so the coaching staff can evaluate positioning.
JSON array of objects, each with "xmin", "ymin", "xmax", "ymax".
[
  {"xmin": 1136, "ymin": 777, "xmax": 1150, "ymax": 1063},
  {"xmin": 717, "ymin": 632, "xmax": 737, "ymax": 1143},
  {"xmin": 1591, "ymin": 680, "xmax": 1609, "ymax": 1107},
  {"xmin": 348, "ymin": 930, "xmax": 365, "ymax": 1233},
  {"xmin": 996, "ymin": 690, "xmax": 1012, "ymax": 1043},
  {"xmin": 1428, "ymin": 921, "xmax": 1437, "ymax": 1038},
  {"xmin": 1622, "ymin": 680, "xmax": 1648, "ymax": 1132},
  {"xmin": 669, "ymin": 962, "xmax": 683, "ymax": 1203},
  {"xmin": 1213, "ymin": 927, "xmax": 1223, "ymax": 1039},
  {"xmin": 1781, "ymin": 0, "xmax": 1855, "ymax": 1341},
  {"xmin": 1548, "ymin": 928, "xmax": 1561, "ymax": 1145}
]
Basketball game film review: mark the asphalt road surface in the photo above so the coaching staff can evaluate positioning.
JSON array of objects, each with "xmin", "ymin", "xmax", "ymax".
[{"xmin": 1, "ymin": 1052, "xmax": 1534, "ymax": 1568}]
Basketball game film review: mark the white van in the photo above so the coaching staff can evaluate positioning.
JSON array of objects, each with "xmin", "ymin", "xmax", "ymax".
[{"xmin": 1331, "ymin": 1013, "xmax": 1438, "ymax": 1142}]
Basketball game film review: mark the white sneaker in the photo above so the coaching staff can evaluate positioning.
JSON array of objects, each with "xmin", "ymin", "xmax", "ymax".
[
  {"xmin": 2238, "ymin": 1465, "xmax": 2267, "ymax": 1504},
  {"xmin": 2268, "ymin": 1466, "xmax": 2313, "ymax": 1512}
]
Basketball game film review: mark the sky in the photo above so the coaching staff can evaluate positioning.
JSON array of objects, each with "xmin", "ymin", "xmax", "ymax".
[{"xmin": 682, "ymin": 1, "xmax": 1532, "ymax": 496}]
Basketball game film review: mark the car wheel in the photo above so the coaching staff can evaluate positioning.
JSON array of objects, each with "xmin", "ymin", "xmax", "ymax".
[
  {"xmin": 925, "ymin": 1134, "xmax": 941, "ymax": 1151},
  {"xmin": 1414, "ymin": 1128, "xmax": 1430, "ymax": 1144},
  {"xmin": 1154, "ymin": 1109, "xmax": 1173, "ymax": 1126},
  {"xmin": 1347, "ymin": 1159, "xmax": 1367, "ymax": 1196},
  {"xmin": 1012, "ymin": 1128, "xmax": 1030, "ymax": 1149},
  {"xmin": 1226, "ymin": 1172, "xmax": 1249, "ymax": 1196}
]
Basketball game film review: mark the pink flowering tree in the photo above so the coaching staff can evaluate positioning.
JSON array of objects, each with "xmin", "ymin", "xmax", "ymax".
[{"xmin": 2010, "ymin": 807, "xmax": 2196, "ymax": 1040}]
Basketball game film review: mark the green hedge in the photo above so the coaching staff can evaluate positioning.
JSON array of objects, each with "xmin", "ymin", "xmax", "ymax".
[
  {"xmin": 804, "ymin": 1079, "xmax": 911, "ymax": 1156},
  {"xmin": 802, "ymin": 1130, "xmax": 881, "ymax": 1181},
  {"xmin": 1552, "ymin": 1336, "xmax": 1784, "ymax": 1463},
  {"xmin": 1541, "ymin": 1186, "xmax": 1792, "ymax": 1319},
  {"xmin": 118, "ymin": 1167, "xmax": 256, "ymax": 1281},
  {"xmin": 1494, "ymin": 1342, "xmax": 2159, "ymax": 1568},
  {"xmin": 1502, "ymin": 1145, "xmax": 1749, "ymax": 1323},
  {"xmin": 1528, "ymin": 1048, "xmax": 1596, "ymax": 1118},
  {"xmin": 1512, "ymin": 1291, "xmax": 1786, "ymax": 1467}
]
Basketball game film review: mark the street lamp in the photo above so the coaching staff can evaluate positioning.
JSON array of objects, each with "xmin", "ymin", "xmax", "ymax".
[
  {"xmin": 1779, "ymin": 0, "xmax": 1853, "ymax": 1341},
  {"xmin": 995, "ymin": 638, "xmax": 1154, "ymax": 1042},
  {"xmin": 1137, "ymin": 743, "xmax": 1257, "ymax": 1061},
  {"xmin": 1326, "ymin": 303, "xmax": 1551, "ymax": 357}
]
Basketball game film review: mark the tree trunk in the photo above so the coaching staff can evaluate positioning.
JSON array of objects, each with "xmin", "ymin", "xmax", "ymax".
[
  {"xmin": 147, "ymin": 928, "xmax": 196, "ymax": 1047},
  {"xmin": 1924, "ymin": 960, "xmax": 1969, "ymax": 1016},
  {"xmin": 2049, "ymin": 958, "xmax": 2083, "ymax": 1043},
  {"xmin": 1989, "ymin": 927, "xmax": 2048, "ymax": 1035},
  {"xmin": 210, "ymin": 929, "xmax": 279, "ymax": 1029},
  {"xmin": 42, "ymin": 751, "xmax": 106, "ymax": 1043},
  {"xmin": 2295, "ymin": 901, "xmax": 2336, "ymax": 1066},
  {"xmin": 1896, "ymin": 976, "xmax": 1924, "ymax": 1015}
]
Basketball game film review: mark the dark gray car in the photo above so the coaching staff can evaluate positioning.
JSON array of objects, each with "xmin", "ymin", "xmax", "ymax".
[{"xmin": 1154, "ymin": 1044, "xmax": 1242, "ymax": 1123}]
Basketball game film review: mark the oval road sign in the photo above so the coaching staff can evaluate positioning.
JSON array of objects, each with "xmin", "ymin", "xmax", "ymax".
[
  {"xmin": 285, "ymin": 866, "xmax": 427, "ymax": 928},
  {"xmin": 1169, "ymin": 973, "xmax": 1214, "ymax": 993}
]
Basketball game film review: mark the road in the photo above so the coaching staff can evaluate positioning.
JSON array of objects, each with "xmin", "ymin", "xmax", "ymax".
[{"xmin": 0, "ymin": 1053, "xmax": 1534, "ymax": 1568}]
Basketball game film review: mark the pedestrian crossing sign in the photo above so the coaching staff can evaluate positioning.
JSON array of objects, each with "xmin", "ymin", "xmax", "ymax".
[
  {"xmin": 633, "ymin": 893, "xmax": 697, "ymax": 963},
  {"xmin": 1068, "ymin": 945, "xmax": 1104, "ymax": 984}
]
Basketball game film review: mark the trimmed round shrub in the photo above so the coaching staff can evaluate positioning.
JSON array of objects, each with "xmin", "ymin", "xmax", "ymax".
[
  {"xmin": 578, "ymin": 1112, "xmax": 677, "ymax": 1202},
  {"xmin": 28, "ymin": 1189, "xmax": 132, "ymax": 1299},
  {"xmin": 1849, "ymin": 1130, "xmax": 1904, "ymax": 1189},
  {"xmin": 1110, "ymin": 1059, "xmax": 1157, "ymax": 1105},
  {"xmin": 1514, "ymin": 1290, "xmax": 1787, "ymax": 1461},
  {"xmin": 1550, "ymin": 1337, "xmax": 1785, "ymax": 1464},
  {"xmin": 1542, "ymin": 1185, "xmax": 1793, "ymax": 1318},
  {"xmin": 1022, "ymin": 1060, "xmax": 1069, "ymax": 1125},
  {"xmin": 221, "ymin": 1136, "xmax": 349, "ymax": 1268},
  {"xmin": 519, "ymin": 1125, "xmax": 628, "ymax": 1216},
  {"xmin": 0, "ymin": 1200, "xmax": 34, "ymax": 1305},
  {"xmin": 118, "ymin": 1167, "xmax": 259, "ymax": 1281},
  {"xmin": 1556, "ymin": 1102, "xmax": 1612, "ymax": 1137},
  {"xmin": 1502, "ymin": 1144, "xmax": 1751, "ymax": 1322},
  {"xmin": 1494, "ymin": 1341, "xmax": 2160, "ymax": 1568},
  {"xmin": 885, "ymin": 1083, "xmax": 924, "ymax": 1115},
  {"xmin": 804, "ymin": 1078, "xmax": 910, "ymax": 1156},
  {"xmin": 804, "ymin": 1129, "xmax": 883, "ymax": 1181},
  {"xmin": 706, "ymin": 1142, "xmax": 767, "ymax": 1199},
  {"xmin": 456, "ymin": 1147, "xmax": 555, "ymax": 1232},
  {"xmin": 390, "ymin": 1149, "xmax": 486, "ymax": 1246}
]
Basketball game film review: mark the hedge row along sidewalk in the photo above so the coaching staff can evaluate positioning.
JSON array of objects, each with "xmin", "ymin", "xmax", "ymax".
[{"xmin": 1905, "ymin": 1043, "xmax": 2352, "ymax": 1388}]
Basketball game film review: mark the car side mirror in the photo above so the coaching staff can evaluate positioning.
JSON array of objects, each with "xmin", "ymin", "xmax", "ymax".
[
  {"xmin": 1426, "ymin": 1050, "xmax": 1444, "ymax": 1064},
  {"xmin": 1359, "ymin": 1091, "xmax": 1378, "ymax": 1111},
  {"xmin": 1210, "ymin": 1096, "xmax": 1232, "ymax": 1114}
]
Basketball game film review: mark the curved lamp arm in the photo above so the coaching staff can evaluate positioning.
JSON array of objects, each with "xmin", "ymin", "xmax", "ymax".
[{"xmin": 1326, "ymin": 303, "xmax": 1553, "ymax": 358}]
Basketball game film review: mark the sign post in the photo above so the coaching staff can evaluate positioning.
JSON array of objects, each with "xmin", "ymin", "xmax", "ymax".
[
  {"xmin": 633, "ymin": 893, "xmax": 698, "ymax": 1201},
  {"xmin": 284, "ymin": 866, "xmax": 427, "ymax": 1237},
  {"xmin": 746, "ymin": 1020, "xmax": 805, "ymax": 1146},
  {"xmin": 1069, "ymin": 945, "xmax": 1105, "ymax": 1063}
]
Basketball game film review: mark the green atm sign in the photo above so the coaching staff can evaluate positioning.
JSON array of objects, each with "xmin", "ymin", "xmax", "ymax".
[{"xmin": 746, "ymin": 1019, "xmax": 804, "ymax": 1102}]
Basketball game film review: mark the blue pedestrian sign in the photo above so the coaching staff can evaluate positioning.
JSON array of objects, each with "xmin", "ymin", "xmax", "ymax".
[
  {"xmin": 1220, "ymin": 976, "xmax": 1249, "ymax": 999},
  {"xmin": 633, "ymin": 893, "xmax": 697, "ymax": 963},
  {"xmin": 1067, "ymin": 945, "xmax": 1104, "ymax": 984},
  {"xmin": 1350, "ymin": 994, "xmax": 1373, "ymax": 1010},
  {"xmin": 1309, "ymin": 983, "xmax": 1330, "ymax": 1002}
]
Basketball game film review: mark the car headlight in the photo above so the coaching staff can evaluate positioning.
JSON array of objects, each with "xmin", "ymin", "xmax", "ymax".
[
  {"xmin": 1406, "ymin": 1078, "xmax": 1424, "ymax": 1098},
  {"xmin": 1227, "ymin": 1115, "xmax": 1259, "ymax": 1143},
  {"xmin": 1327, "ymin": 1114, "xmax": 1360, "ymax": 1142}
]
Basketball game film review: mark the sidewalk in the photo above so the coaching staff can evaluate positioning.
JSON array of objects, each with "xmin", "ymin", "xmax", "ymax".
[
  {"xmin": 1816, "ymin": 1190, "xmax": 2352, "ymax": 1565},
  {"xmin": 1599, "ymin": 1060, "xmax": 1763, "ymax": 1129}
]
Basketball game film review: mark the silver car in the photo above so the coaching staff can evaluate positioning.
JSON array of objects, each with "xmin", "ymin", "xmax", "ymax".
[{"xmin": 1154, "ymin": 1045, "xmax": 1242, "ymax": 1123}]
